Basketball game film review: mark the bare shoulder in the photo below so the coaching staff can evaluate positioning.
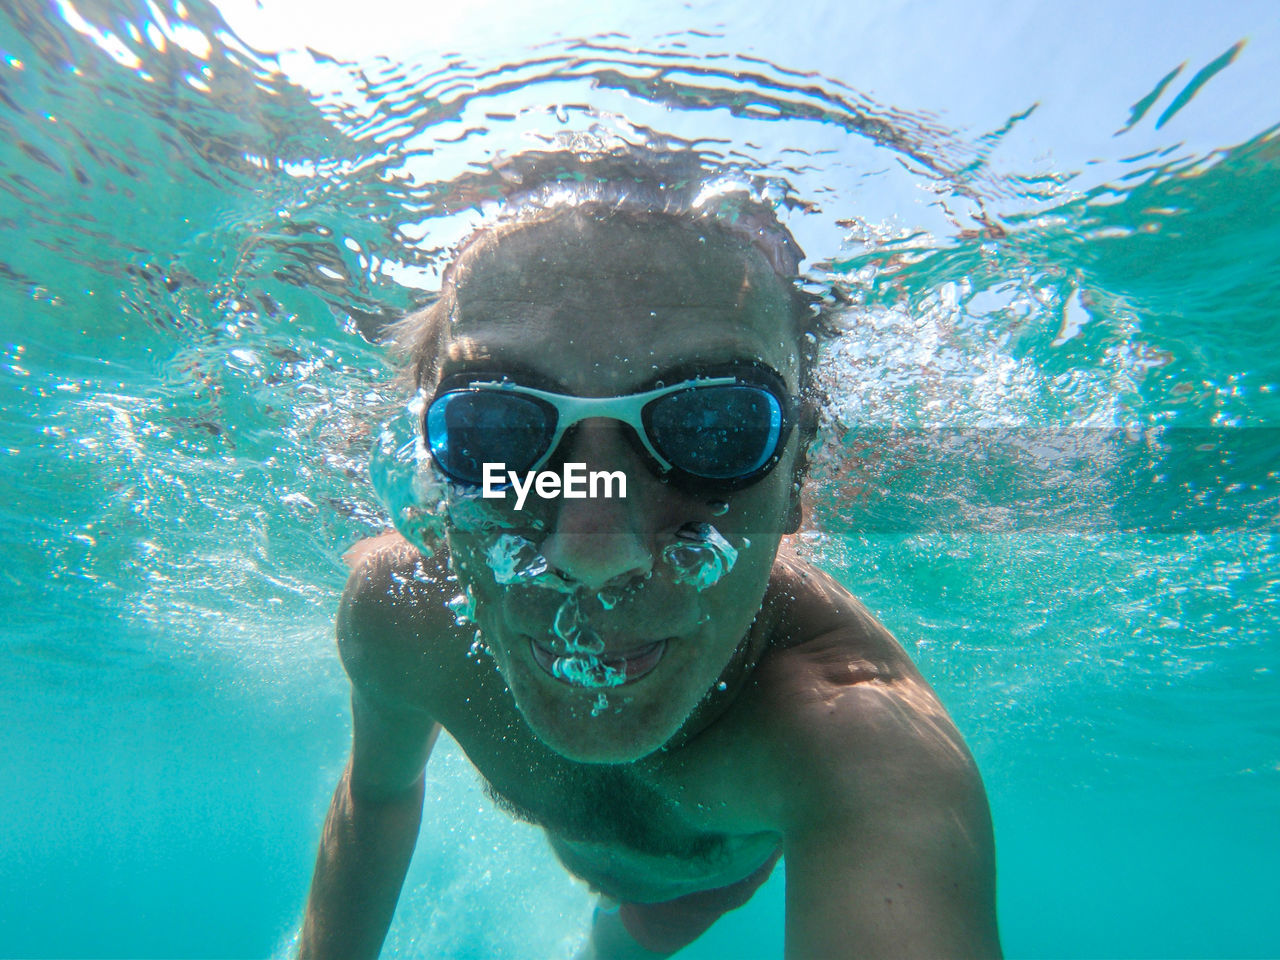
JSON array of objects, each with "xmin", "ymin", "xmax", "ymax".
[
  {"xmin": 336, "ymin": 532, "xmax": 465, "ymax": 713},
  {"xmin": 759, "ymin": 545, "xmax": 928, "ymax": 690},
  {"xmin": 753, "ymin": 545, "xmax": 982, "ymax": 807},
  {"xmin": 750, "ymin": 549, "xmax": 1000, "ymax": 957}
]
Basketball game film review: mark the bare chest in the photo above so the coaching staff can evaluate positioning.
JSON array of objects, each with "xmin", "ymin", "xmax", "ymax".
[{"xmin": 444, "ymin": 710, "xmax": 778, "ymax": 902}]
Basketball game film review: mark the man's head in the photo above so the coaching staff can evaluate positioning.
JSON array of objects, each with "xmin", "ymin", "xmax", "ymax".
[{"xmin": 393, "ymin": 150, "xmax": 824, "ymax": 763}]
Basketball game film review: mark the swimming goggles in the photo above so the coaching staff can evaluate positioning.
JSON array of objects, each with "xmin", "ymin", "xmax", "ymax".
[{"xmin": 424, "ymin": 363, "xmax": 797, "ymax": 492}]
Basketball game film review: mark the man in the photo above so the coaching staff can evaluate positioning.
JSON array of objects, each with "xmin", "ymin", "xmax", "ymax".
[{"xmin": 299, "ymin": 150, "xmax": 1000, "ymax": 959}]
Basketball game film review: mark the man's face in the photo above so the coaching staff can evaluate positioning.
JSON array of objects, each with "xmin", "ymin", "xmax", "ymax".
[{"xmin": 436, "ymin": 213, "xmax": 803, "ymax": 763}]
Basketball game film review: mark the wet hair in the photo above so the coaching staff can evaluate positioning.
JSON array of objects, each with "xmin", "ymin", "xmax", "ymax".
[{"xmin": 391, "ymin": 144, "xmax": 829, "ymax": 399}]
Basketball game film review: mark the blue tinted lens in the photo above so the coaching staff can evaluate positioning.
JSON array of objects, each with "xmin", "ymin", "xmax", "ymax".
[
  {"xmin": 426, "ymin": 391, "xmax": 556, "ymax": 485},
  {"xmin": 646, "ymin": 385, "xmax": 783, "ymax": 479}
]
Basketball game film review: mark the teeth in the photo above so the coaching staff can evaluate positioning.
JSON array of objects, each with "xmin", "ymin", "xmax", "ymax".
[
  {"xmin": 600, "ymin": 642, "xmax": 658, "ymax": 665},
  {"xmin": 530, "ymin": 637, "xmax": 667, "ymax": 688},
  {"xmin": 534, "ymin": 638, "xmax": 659, "ymax": 661}
]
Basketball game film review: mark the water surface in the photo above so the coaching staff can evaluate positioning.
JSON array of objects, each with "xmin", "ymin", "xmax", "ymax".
[{"xmin": 2, "ymin": 1, "xmax": 1277, "ymax": 956}]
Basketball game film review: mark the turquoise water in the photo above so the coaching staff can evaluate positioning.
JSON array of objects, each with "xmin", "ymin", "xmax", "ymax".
[{"xmin": 2, "ymin": 0, "xmax": 1277, "ymax": 957}]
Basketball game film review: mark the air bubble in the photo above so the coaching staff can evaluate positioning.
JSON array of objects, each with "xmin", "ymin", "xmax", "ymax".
[
  {"xmin": 446, "ymin": 490, "xmax": 512, "ymax": 532},
  {"xmin": 662, "ymin": 522, "xmax": 738, "ymax": 589},
  {"xmin": 368, "ymin": 393, "xmax": 447, "ymax": 553},
  {"xmin": 550, "ymin": 654, "xmax": 627, "ymax": 688},
  {"xmin": 596, "ymin": 585, "xmax": 624, "ymax": 609},
  {"xmin": 475, "ymin": 528, "xmax": 627, "ymax": 689},
  {"xmin": 553, "ymin": 592, "xmax": 582, "ymax": 642},
  {"xmin": 486, "ymin": 534, "xmax": 549, "ymax": 584},
  {"xmin": 575, "ymin": 626, "xmax": 606, "ymax": 656},
  {"xmin": 447, "ymin": 589, "xmax": 476, "ymax": 626}
]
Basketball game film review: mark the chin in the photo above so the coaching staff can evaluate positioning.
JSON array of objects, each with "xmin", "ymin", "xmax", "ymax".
[{"xmin": 528, "ymin": 715, "xmax": 680, "ymax": 765}]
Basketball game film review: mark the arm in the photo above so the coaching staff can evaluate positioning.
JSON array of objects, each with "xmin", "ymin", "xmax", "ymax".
[
  {"xmin": 299, "ymin": 540, "xmax": 445, "ymax": 960},
  {"xmin": 298, "ymin": 694, "xmax": 439, "ymax": 960},
  {"xmin": 777, "ymin": 651, "xmax": 1000, "ymax": 959}
]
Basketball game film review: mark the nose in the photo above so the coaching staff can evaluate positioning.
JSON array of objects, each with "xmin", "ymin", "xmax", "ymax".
[{"xmin": 538, "ymin": 421, "xmax": 655, "ymax": 592}]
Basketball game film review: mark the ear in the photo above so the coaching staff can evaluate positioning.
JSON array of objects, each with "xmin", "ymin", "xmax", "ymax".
[{"xmin": 784, "ymin": 400, "xmax": 819, "ymax": 535}]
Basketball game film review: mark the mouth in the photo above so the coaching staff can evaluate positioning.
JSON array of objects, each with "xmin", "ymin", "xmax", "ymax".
[{"xmin": 528, "ymin": 636, "xmax": 668, "ymax": 687}]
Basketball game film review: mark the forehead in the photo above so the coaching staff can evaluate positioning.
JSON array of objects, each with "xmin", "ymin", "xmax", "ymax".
[{"xmin": 442, "ymin": 213, "xmax": 800, "ymax": 393}]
